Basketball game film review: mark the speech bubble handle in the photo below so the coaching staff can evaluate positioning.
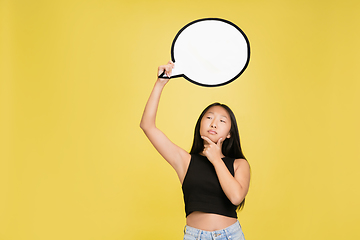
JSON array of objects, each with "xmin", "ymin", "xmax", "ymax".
[{"xmin": 157, "ymin": 62, "xmax": 184, "ymax": 79}]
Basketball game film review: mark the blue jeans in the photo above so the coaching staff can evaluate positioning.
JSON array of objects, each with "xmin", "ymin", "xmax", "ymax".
[{"xmin": 183, "ymin": 220, "xmax": 245, "ymax": 240}]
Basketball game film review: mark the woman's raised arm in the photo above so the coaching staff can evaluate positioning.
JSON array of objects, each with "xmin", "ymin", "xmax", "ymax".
[
  {"xmin": 140, "ymin": 61, "xmax": 174, "ymax": 130},
  {"xmin": 140, "ymin": 61, "xmax": 190, "ymax": 183}
]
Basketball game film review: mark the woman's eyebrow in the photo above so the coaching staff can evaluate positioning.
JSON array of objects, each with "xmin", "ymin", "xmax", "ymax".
[{"xmin": 207, "ymin": 112, "xmax": 228, "ymax": 118}]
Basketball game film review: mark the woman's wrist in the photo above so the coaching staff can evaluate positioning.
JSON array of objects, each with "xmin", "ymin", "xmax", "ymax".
[{"xmin": 155, "ymin": 78, "xmax": 169, "ymax": 87}]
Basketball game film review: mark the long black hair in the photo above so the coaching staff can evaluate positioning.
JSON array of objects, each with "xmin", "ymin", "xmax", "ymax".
[{"xmin": 189, "ymin": 102, "xmax": 248, "ymax": 210}]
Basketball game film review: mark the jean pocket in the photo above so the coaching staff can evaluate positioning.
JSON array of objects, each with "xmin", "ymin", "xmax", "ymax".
[
  {"xmin": 228, "ymin": 230, "xmax": 245, "ymax": 240},
  {"xmin": 183, "ymin": 233, "xmax": 197, "ymax": 240}
]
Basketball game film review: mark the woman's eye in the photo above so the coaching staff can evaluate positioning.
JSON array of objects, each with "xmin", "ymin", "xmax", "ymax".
[{"xmin": 220, "ymin": 120, "xmax": 226, "ymax": 123}]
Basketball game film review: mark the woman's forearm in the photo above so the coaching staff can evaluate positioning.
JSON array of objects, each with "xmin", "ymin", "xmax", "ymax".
[
  {"xmin": 140, "ymin": 61, "xmax": 174, "ymax": 130},
  {"xmin": 140, "ymin": 80, "xmax": 167, "ymax": 130},
  {"xmin": 213, "ymin": 160, "xmax": 246, "ymax": 206}
]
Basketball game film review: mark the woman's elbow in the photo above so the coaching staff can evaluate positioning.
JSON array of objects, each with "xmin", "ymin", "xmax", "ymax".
[
  {"xmin": 139, "ymin": 119, "xmax": 149, "ymax": 131},
  {"xmin": 139, "ymin": 122, "xmax": 155, "ymax": 133},
  {"xmin": 230, "ymin": 192, "xmax": 246, "ymax": 206},
  {"xmin": 230, "ymin": 197, "xmax": 243, "ymax": 206}
]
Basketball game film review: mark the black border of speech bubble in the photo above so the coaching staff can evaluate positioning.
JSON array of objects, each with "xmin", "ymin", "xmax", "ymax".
[{"xmin": 169, "ymin": 18, "xmax": 250, "ymax": 87}]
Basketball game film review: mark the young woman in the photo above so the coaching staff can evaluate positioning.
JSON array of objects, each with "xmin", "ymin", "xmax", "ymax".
[{"xmin": 140, "ymin": 61, "xmax": 250, "ymax": 240}]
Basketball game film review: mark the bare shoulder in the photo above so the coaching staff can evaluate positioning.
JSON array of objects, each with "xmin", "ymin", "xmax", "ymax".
[
  {"xmin": 234, "ymin": 158, "xmax": 250, "ymax": 172},
  {"xmin": 233, "ymin": 158, "xmax": 250, "ymax": 188}
]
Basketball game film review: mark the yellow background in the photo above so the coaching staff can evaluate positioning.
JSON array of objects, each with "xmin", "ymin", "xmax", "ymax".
[{"xmin": 1, "ymin": 0, "xmax": 359, "ymax": 239}]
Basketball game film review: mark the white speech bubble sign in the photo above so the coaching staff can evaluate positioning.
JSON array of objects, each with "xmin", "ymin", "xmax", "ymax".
[{"xmin": 163, "ymin": 18, "xmax": 250, "ymax": 87}]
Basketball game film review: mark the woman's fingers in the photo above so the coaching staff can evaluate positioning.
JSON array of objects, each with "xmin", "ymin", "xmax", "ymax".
[
  {"xmin": 157, "ymin": 65, "xmax": 166, "ymax": 77},
  {"xmin": 217, "ymin": 138, "xmax": 223, "ymax": 146},
  {"xmin": 202, "ymin": 136, "xmax": 224, "ymax": 147},
  {"xmin": 158, "ymin": 61, "xmax": 175, "ymax": 78},
  {"xmin": 201, "ymin": 136, "xmax": 215, "ymax": 145},
  {"xmin": 164, "ymin": 61, "xmax": 175, "ymax": 77},
  {"xmin": 201, "ymin": 136, "xmax": 223, "ymax": 163}
]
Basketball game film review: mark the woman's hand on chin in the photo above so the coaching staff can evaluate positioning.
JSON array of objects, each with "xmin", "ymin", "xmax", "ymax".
[{"xmin": 201, "ymin": 136, "xmax": 224, "ymax": 164}]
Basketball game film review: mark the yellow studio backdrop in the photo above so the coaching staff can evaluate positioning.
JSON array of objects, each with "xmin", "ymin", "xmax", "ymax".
[{"xmin": 1, "ymin": 0, "xmax": 359, "ymax": 239}]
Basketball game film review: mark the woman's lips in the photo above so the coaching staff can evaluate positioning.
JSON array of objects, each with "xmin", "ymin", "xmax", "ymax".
[{"xmin": 208, "ymin": 130, "xmax": 217, "ymax": 134}]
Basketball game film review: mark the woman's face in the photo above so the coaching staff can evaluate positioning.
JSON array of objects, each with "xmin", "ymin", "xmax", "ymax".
[{"xmin": 199, "ymin": 106, "xmax": 231, "ymax": 144}]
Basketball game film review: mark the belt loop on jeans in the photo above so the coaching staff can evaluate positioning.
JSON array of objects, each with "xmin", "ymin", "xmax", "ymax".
[
  {"xmin": 224, "ymin": 229, "xmax": 231, "ymax": 240},
  {"xmin": 197, "ymin": 229, "xmax": 201, "ymax": 240}
]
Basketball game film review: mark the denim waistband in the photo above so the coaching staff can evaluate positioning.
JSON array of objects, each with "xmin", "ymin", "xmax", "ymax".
[{"xmin": 184, "ymin": 220, "xmax": 241, "ymax": 238}]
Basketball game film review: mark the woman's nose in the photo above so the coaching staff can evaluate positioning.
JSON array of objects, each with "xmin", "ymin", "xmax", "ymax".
[{"xmin": 211, "ymin": 121, "xmax": 217, "ymax": 128}]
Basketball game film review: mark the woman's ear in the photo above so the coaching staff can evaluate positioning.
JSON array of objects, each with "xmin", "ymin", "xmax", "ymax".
[{"xmin": 227, "ymin": 132, "xmax": 231, "ymax": 139}]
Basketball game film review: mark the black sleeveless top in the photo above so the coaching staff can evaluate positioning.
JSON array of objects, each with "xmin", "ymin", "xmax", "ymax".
[{"xmin": 182, "ymin": 154, "xmax": 238, "ymax": 218}]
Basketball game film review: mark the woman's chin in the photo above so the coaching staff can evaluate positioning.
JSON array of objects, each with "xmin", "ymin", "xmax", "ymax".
[{"xmin": 204, "ymin": 136, "xmax": 219, "ymax": 144}]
